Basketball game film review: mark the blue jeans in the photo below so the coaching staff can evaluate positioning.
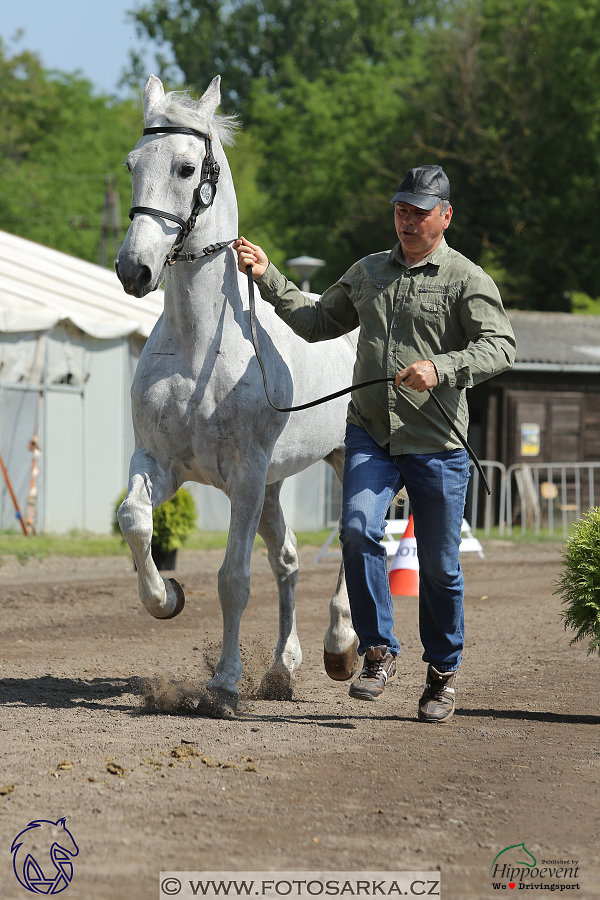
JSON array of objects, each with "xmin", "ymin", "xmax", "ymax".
[{"xmin": 339, "ymin": 423, "xmax": 470, "ymax": 672}]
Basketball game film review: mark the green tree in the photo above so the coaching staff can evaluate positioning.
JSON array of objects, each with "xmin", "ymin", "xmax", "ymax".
[
  {"xmin": 129, "ymin": 0, "xmax": 600, "ymax": 309},
  {"xmin": 391, "ymin": 0, "xmax": 600, "ymax": 309},
  {"xmin": 251, "ymin": 0, "xmax": 600, "ymax": 305},
  {"xmin": 249, "ymin": 59, "xmax": 422, "ymax": 289},
  {"xmin": 127, "ymin": 0, "xmax": 437, "ymax": 118},
  {"xmin": 0, "ymin": 40, "xmax": 142, "ymax": 265},
  {"xmin": 0, "ymin": 39, "xmax": 289, "ymax": 271}
]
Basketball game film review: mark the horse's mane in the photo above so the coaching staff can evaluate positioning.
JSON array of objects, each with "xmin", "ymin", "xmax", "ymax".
[{"xmin": 146, "ymin": 89, "xmax": 238, "ymax": 146}]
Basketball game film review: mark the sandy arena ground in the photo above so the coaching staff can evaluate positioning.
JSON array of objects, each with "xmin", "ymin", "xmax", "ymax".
[{"xmin": 0, "ymin": 540, "xmax": 599, "ymax": 900}]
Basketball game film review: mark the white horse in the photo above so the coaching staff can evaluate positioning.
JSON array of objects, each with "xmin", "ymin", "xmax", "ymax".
[{"xmin": 115, "ymin": 75, "xmax": 360, "ymax": 716}]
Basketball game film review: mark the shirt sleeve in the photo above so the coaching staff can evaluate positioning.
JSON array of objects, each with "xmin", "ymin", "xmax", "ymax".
[
  {"xmin": 429, "ymin": 269, "xmax": 516, "ymax": 388},
  {"xmin": 256, "ymin": 262, "xmax": 359, "ymax": 342}
]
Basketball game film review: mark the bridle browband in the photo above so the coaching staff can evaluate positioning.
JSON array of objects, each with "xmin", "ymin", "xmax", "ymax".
[
  {"xmin": 125, "ymin": 126, "xmax": 491, "ymax": 494},
  {"xmin": 128, "ymin": 125, "xmax": 232, "ymax": 265}
]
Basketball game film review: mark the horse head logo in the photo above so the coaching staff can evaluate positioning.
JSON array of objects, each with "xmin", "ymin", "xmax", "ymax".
[
  {"xmin": 491, "ymin": 841, "xmax": 537, "ymax": 871},
  {"xmin": 11, "ymin": 818, "xmax": 79, "ymax": 894}
]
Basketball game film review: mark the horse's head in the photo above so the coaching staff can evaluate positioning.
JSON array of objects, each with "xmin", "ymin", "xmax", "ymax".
[{"xmin": 116, "ymin": 75, "xmax": 237, "ymax": 298}]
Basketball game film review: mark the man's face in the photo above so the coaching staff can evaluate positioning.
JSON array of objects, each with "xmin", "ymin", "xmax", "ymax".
[{"xmin": 394, "ymin": 200, "xmax": 452, "ymax": 262}]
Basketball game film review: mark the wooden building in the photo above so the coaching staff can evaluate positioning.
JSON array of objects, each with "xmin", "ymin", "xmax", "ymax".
[{"xmin": 468, "ymin": 311, "xmax": 600, "ymax": 467}]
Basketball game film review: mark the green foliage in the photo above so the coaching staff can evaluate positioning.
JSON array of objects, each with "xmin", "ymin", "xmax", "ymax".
[
  {"xmin": 113, "ymin": 488, "xmax": 197, "ymax": 553},
  {"xmin": 570, "ymin": 292, "xmax": 600, "ymax": 315},
  {"xmin": 409, "ymin": 0, "xmax": 600, "ymax": 311},
  {"xmin": 226, "ymin": 130, "xmax": 290, "ymax": 272},
  {"xmin": 0, "ymin": 39, "xmax": 142, "ymax": 266},
  {"xmin": 554, "ymin": 507, "xmax": 600, "ymax": 656},
  {"xmin": 127, "ymin": 0, "xmax": 438, "ymax": 118},
  {"xmin": 129, "ymin": 0, "xmax": 600, "ymax": 308},
  {"xmin": 249, "ymin": 60, "xmax": 417, "ymax": 289},
  {"xmin": 8, "ymin": 1, "xmax": 600, "ymax": 308}
]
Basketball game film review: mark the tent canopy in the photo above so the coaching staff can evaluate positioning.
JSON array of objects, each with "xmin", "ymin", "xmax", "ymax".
[{"xmin": 0, "ymin": 229, "xmax": 164, "ymax": 339}]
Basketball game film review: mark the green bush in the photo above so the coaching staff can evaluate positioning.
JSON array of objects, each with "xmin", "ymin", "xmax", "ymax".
[
  {"xmin": 113, "ymin": 488, "xmax": 197, "ymax": 553},
  {"xmin": 554, "ymin": 507, "xmax": 600, "ymax": 656}
]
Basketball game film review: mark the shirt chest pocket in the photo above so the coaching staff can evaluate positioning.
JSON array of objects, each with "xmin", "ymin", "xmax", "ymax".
[{"xmin": 417, "ymin": 288, "xmax": 447, "ymax": 320}]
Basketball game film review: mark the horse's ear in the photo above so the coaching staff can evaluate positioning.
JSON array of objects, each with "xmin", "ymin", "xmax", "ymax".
[
  {"xmin": 143, "ymin": 74, "xmax": 165, "ymax": 123},
  {"xmin": 196, "ymin": 76, "xmax": 221, "ymax": 119}
]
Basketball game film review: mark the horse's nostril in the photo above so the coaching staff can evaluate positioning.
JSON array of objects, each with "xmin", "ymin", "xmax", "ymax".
[{"xmin": 139, "ymin": 265, "xmax": 152, "ymax": 287}]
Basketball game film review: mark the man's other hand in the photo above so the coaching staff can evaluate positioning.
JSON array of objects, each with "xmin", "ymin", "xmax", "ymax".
[
  {"xmin": 234, "ymin": 236, "xmax": 269, "ymax": 278},
  {"xmin": 396, "ymin": 360, "xmax": 439, "ymax": 392}
]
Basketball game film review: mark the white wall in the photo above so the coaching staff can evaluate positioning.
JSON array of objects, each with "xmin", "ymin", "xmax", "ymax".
[{"xmin": 40, "ymin": 334, "xmax": 137, "ymax": 534}]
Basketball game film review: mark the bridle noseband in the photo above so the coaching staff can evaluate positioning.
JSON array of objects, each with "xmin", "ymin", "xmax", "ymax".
[{"xmin": 128, "ymin": 125, "xmax": 227, "ymax": 265}]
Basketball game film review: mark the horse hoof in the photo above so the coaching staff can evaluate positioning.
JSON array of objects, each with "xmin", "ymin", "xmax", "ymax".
[
  {"xmin": 160, "ymin": 578, "xmax": 185, "ymax": 619},
  {"xmin": 195, "ymin": 687, "xmax": 238, "ymax": 719},
  {"xmin": 323, "ymin": 636, "xmax": 360, "ymax": 681},
  {"xmin": 257, "ymin": 667, "xmax": 293, "ymax": 701}
]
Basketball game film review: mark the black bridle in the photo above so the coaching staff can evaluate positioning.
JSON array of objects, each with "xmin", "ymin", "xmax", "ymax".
[
  {"xmin": 127, "ymin": 126, "xmax": 490, "ymax": 495},
  {"xmin": 128, "ymin": 125, "xmax": 233, "ymax": 265}
]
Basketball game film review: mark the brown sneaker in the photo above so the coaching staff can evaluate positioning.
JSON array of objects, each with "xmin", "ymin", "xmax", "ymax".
[
  {"xmin": 418, "ymin": 665, "xmax": 457, "ymax": 723},
  {"xmin": 348, "ymin": 645, "xmax": 397, "ymax": 701}
]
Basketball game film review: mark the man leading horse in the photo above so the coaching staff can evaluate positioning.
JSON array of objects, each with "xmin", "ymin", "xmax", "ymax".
[{"xmin": 235, "ymin": 164, "xmax": 515, "ymax": 723}]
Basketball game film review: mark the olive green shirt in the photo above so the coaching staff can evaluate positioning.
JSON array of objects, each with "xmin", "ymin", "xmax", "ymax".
[{"xmin": 256, "ymin": 237, "xmax": 516, "ymax": 454}]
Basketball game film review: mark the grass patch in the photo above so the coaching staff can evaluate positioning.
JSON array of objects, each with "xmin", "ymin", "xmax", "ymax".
[
  {"xmin": 473, "ymin": 525, "xmax": 573, "ymax": 544},
  {"xmin": 0, "ymin": 523, "xmax": 572, "ymax": 568},
  {"xmin": 0, "ymin": 527, "xmax": 337, "ymax": 565},
  {"xmin": 0, "ymin": 530, "xmax": 130, "ymax": 565}
]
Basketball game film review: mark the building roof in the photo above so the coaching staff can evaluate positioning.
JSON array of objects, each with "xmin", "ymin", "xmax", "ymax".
[
  {"xmin": 0, "ymin": 229, "xmax": 164, "ymax": 339},
  {"xmin": 509, "ymin": 310, "xmax": 600, "ymax": 372}
]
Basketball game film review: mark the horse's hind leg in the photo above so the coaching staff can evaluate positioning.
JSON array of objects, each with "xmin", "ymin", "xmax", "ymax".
[
  {"xmin": 117, "ymin": 448, "xmax": 185, "ymax": 619},
  {"xmin": 256, "ymin": 480, "xmax": 302, "ymax": 699},
  {"xmin": 322, "ymin": 448, "xmax": 360, "ymax": 681}
]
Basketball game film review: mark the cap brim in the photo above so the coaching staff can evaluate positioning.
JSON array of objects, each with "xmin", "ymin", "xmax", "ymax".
[{"xmin": 390, "ymin": 191, "xmax": 441, "ymax": 211}]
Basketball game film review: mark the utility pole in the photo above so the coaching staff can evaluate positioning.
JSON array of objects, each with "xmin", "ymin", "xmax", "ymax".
[{"xmin": 98, "ymin": 175, "xmax": 121, "ymax": 268}]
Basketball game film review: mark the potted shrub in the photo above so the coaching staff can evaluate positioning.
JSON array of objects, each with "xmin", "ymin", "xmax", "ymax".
[
  {"xmin": 555, "ymin": 506, "xmax": 600, "ymax": 656},
  {"xmin": 113, "ymin": 488, "xmax": 197, "ymax": 570}
]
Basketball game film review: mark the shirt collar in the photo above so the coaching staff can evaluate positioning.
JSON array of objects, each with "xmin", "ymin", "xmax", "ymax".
[{"xmin": 388, "ymin": 235, "xmax": 449, "ymax": 270}]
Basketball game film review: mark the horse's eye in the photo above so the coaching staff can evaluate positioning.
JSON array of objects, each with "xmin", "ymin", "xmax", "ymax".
[{"xmin": 180, "ymin": 165, "xmax": 196, "ymax": 179}]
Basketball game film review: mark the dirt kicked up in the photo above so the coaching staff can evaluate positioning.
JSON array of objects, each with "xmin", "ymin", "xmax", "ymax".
[{"xmin": 0, "ymin": 541, "xmax": 599, "ymax": 900}]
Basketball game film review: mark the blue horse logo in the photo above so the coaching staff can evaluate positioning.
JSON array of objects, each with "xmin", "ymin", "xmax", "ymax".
[{"xmin": 11, "ymin": 818, "xmax": 79, "ymax": 894}]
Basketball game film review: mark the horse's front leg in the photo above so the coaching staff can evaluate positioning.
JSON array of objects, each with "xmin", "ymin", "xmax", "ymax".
[
  {"xmin": 117, "ymin": 448, "xmax": 185, "ymax": 619},
  {"xmin": 204, "ymin": 460, "xmax": 267, "ymax": 712},
  {"xmin": 256, "ymin": 480, "xmax": 301, "ymax": 699}
]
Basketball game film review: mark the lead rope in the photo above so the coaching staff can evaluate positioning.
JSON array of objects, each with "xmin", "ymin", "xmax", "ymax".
[{"xmin": 246, "ymin": 265, "xmax": 491, "ymax": 495}]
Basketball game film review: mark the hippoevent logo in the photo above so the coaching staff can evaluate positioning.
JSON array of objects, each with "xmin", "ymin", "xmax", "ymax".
[
  {"xmin": 11, "ymin": 817, "xmax": 79, "ymax": 894},
  {"xmin": 490, "ymin": 842, "xmax": 581, "ymax": 891}
]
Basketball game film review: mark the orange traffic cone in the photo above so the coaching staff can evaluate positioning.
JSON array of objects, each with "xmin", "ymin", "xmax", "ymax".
[{"xmin": 388, "ymin": 514, "xmax": 419, "ymax": 596}]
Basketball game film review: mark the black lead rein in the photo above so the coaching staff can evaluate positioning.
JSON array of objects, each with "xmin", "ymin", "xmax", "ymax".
[{"xmin": 246, "ymin": 265, "xmax": 491, "ymax": 495}]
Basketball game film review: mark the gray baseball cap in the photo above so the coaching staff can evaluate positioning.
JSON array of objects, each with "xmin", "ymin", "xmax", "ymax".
[{"xmin": 390, "ymin": 165, "xmax": 450, "ymax": 211}]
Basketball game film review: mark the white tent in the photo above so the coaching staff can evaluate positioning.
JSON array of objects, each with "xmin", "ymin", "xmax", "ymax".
[
  {"xmin": 0, "ymin": 230, "xmax": 163, "ymax": 534},
  {"xmin": 0, "ymin": 230, "xmax": 331, "ymax": 535}
]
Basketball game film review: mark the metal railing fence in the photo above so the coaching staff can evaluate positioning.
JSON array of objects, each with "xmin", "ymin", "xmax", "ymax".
[
  {"xmin": 506, "ymin": 462, "xmax": 600, "ymax": 538},
  {"xmin": 322, "ymin": 457, "xmax": 600, "ymax": 539},
  {"xmin": 466, "ymin": 460, "xmax": 507, "ymax": 536}
]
